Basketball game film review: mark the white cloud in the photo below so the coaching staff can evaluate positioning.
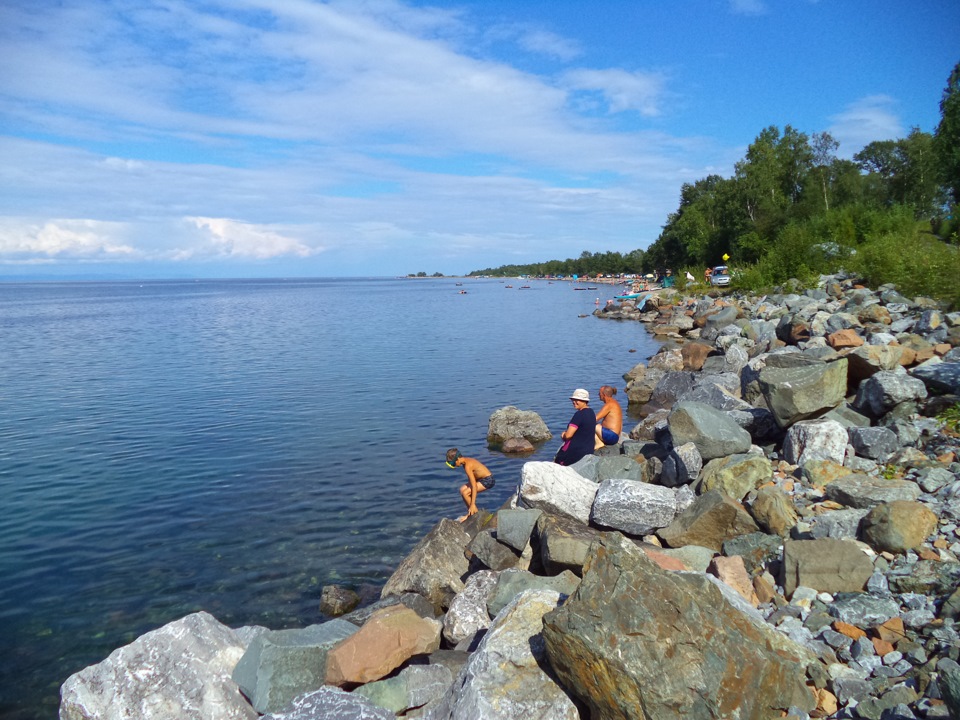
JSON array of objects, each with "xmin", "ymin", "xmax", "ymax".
[
  {"xmin": 563, "ymin": 68, "xmax": 667, "ymax": 117},
  {"xmin": 828, "ymin": 95, "xmax": 905, "ymax": 155},
  {"xmin": 0, "ymin": 219, "xmax": 137, "ymax": 261},
  {"xmin": 185, "ymin": 218, "xmax": 320, "ymax": 260}
]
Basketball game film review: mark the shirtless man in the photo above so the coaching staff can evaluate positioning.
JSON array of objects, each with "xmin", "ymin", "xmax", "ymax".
[
  {"xmin": 445, "ymin": 448, "xmax": 495, "ymax": 522},
  {"xmin": 594, "ymin": 385, "xmax": 623, "ymax": 449}
]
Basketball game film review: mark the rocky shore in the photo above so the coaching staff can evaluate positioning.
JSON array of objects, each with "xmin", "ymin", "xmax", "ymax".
[{"xmin": 60, "ymin": 275, "xmax": 960, "ymax": 720}]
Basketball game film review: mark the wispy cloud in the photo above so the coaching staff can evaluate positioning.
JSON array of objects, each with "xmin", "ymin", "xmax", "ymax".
[
  {"xmin": 828, "ymin": 95, "xmax": 905, "ymax": 155},
  {"xmin": 563, "ymin": 68, "xmax": 668, "ymax": 117},
  {"xmin": 729, "ymin": 0, "xmax": 767, "ymax": 16},
  {"xmin": 185, "ymin": 218, "xmax": 319, "ymax": 260}
]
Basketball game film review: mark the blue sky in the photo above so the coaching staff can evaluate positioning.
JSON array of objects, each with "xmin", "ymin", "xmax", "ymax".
[{"xmin": 0, "ymin": 0, "xmax": 957, "ymax": 278}]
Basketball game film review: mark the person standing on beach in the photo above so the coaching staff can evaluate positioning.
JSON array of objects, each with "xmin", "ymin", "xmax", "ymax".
[
  {"xmin": 594, "ymin": 385, "xmax": 623, "ymax": 449},
  {"xmin": 445, "ymin": 448, "xmax": 495, "ymax": 522},
  {"xmin": 554, "ymin": 388, "xmax": 596, "ymax": 466}
]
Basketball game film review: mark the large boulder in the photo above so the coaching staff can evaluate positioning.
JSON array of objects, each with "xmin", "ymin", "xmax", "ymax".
[
  {"xmin": 699, "ymin": 453, "xmax": 772, "ymax": 501},
  {"xmin": 380, "ymin": 518, "xmax": 471, "ymax": 611},
  {"xmin": 853, "ymin": 369, "xmax": 928, "ymax": 417},
  {"xmin": 325, "ymin": 605, "xmax": 442, "ymax": 686},
  {"xmin": 518, "ymin": 462, "xmax": 598, "ymax": 525},
  {"xmin": 353, "ymin": 664, "xmax": 453, "ymax": 716},
  {"xmin": 486, "ymin": 569, "xmax": 581, "ymax": 618},
  {"xmin": 541, "ymin": 533, "xmax": 815, "ymax": 719},
  {"xmin": 859, "ymin": 500, "xmax": 939, "ymax": 554},
  {"xmin": 590, "ymin": 478, "xmax": 678, "ymax": 536},
  {"xmin": 759, "ymin": 358, "xmax": 848, "ymax": 427},
  {"xmin": 60, "ymin": 611, "xmax": 256, "ymax": 720},
  {"xmin": 232, "ymin": 620, "xmax": 358, "ymax": 714},
  {"xmin": 535, "ymin": 512, "xmax": 604, "ymax": 576},
  {"xmin": 658, "ymin": 490, "xmax": 759, "ymax": 551},
  {"xmin": 823, "ymin": 474, "xmax": 922, "ymax": 509},
  {"xmin": 442, "ymin": 571, "xmax": 498, "ymax": 647},
  {"xmin": 667, "ymin": 402, "xmax": 752, "ymax": 460},
  {"xmin": 428, "ymin": 589, "xmax": 579, "ymax": 720},
  {"xmin": 782, "ymin": 418, "xmax": 848, "ymax": 465},
  {"xmin": 782, "ymin": 539, "xmax": 874, "ymax": 597},
  {"xmin": 486, "ymin": 406, "xmax": 552, "ymax": 447},
  {"xmin": 911, "ymin": 360, "xmax": 960, "ymax": 394}
]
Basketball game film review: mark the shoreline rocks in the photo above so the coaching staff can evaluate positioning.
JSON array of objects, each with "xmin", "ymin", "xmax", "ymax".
[{"xmin": 61, "ymin": 274, "xmax": 960, "ymax": 719}]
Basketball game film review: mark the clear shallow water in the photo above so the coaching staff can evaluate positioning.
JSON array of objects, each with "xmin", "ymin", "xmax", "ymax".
[{"xmin": 0, "ymin": 277, "xmax": 659, "ymax": 719}]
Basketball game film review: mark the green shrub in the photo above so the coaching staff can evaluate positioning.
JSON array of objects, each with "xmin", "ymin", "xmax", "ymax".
[{"xmin": 849, "ymin": 230, "xmax": 960, "ymax": 308}]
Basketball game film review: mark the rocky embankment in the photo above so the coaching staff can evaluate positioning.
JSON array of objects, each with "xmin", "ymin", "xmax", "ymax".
[{"xmin": 60, "ymin": 275, "xmax": 960, "ymax": 720}]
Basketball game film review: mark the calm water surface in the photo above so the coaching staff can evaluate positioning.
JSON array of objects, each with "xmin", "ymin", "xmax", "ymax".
[{"xmin": 0, "ymin": 277, "xmax": 659, "ymax": 719}]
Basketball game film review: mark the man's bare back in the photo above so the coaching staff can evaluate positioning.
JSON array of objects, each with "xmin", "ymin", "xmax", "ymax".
[{"xmin": 594, "ymin": 386, "xmax": 623, "ymax": 449}]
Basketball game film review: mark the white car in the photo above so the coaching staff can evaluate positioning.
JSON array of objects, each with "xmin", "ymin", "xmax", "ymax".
[{"xmin": 710, "ymin": 266, "xmax": 731, "ymax": 286}]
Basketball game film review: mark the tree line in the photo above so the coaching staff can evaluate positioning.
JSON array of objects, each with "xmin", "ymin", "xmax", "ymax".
[{"xmin": 470, "ymin": 61, "xmax": 960, "ymax": 305}]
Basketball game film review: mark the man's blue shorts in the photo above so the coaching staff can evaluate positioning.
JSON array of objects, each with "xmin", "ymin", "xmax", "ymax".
[{"xmin": 601, "ymin": 427, "xmax": 619, "ymax": 445}]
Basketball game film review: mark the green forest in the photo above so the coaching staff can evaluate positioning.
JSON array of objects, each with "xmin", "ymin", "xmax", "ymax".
[{"xmin": 470, "ymin": 61, "xmax": 960, "ymax": 308}]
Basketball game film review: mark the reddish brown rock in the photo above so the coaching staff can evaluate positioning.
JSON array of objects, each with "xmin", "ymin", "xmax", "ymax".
[
  {"xmin": 325, "ymin": 605, "xmax": 441, "ymax": 686},
  {"xmin": 708, "ymin": 555, "xmax": 759, "ymax": 607},
  {"xmin": 833, "ymin": 621, "xmax": 866, "ymax": 640},
  {"xmin": 681, "ymin": 342, "xmax": 713, "ymax": 371},
  {"xmin": 827, "ymin": 329, "xmax": 864, "ymax": 349}
]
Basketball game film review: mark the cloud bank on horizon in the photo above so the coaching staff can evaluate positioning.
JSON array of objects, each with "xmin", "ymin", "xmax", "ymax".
[{"xmin": 0, "ymin": 0, "xmax": 956, "ymax": 278}]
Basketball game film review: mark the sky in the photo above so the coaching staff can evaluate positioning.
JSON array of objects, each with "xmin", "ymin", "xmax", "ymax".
[{"xmin": 0, "ymin": 0, "xmax": 957, "ymax": 279}]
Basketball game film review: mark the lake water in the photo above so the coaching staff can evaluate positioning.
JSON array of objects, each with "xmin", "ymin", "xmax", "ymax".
[{"xmin": 0, "ymin": 277, "xmax": 659, "ymax": 719}]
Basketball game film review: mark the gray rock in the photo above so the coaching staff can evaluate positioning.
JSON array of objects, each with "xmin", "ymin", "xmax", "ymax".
[
  {"xmin": 541, "ymin": 533, "xmax": 815, "ymax": 719},
  {"xmin": 627, "ymin": 408, "xmax": 670, "ymax": 441},
  {"xmin": 486, "ymin": 569, "xmax": 580, "ymax": 618},
  {"xmin": 232, "ymin": 619, "xmax": 359, "ymax": 714},
  {"xmin": 916, "ymin": 467, "xmax": 956, "ymax": 493},
  {"xmin": 677, "ymin": 382, "xmax": 752, "ymax": 412},
  {"xmin": 467, "ymin": 530, "xmax": 521, "ymax": 571},
  {"xmin": 495, "ymin": 509, "xmax": 542, "ymax": 553},
  {"xmin": 353, "ymin": 664, "xmax": 453, "ymax": 715},
  {"xmin": 759, "ymin": 359, "xmax": 848, "ymax": 427},
  {"xmin": 646, "ymin": 371, "xmax": 698, "ymax": 412},
  {"xmin": 667, "ymin": 401, "xmax": 752, "ymax": 460},
  {"xmin": 823, "ymin": 474, "xmax": 922, "ymax": 509},
  {"xmin": 442, "ymin": 571, "xmax": 498, "ymax": 647},
  {"xmin": 568, "ymin": 453, "xmax": 600, "ymax": 481},
  {"xmin": 518, "ymin": 461, "xmax": 598, "ymax": 525},
  {"xmin": 782, "ymin": 418, "xmax": 848, "ymax": 465},
  {"xmin": 262, "ymin": 686, "xmax": 394, "ymax": 720},
  {"xmin": 60, "ymin": 611, "xmax": 256, "ymax": 720},
  {"xmin": 659, "ymin": 441, "xmax": 702, "ymax": 488},
  {"xmin": 427, "ymin": 590, "xmax": 578, "ymax": 720},
  {"xmin": 809, "ymin": 509, "xmax": 869, "ymax": 540},
  {"xmin": 535, "ymin": 512, "xmax": 603, "ymax": 576},
  {"xmin": 911, "ymin": 360, "xmax": 960, "ymax": 394},
  {"xmin": 590, "ymin": 478, "xmax": 678, "ymax": 535},
  {"xmin": 380, "ymin": 518, "xmax": 471, "ymax": 611},
  {"xmin": 828, "ymin": 594, "xmax": 901, "ymax": 626},
  {"xmin": 721, "ymin": 532, "xmax": 782, "ymax": 576},
  {"xmin": 486, "ymin": 406, "xmax": 552, "ymax": 447},
  {"xmin": 822, "ymin": 403, "xmax": 873, "ymax": 429},
  {"xmin": 594, "ymin": 455, "xmax": 645, "ymax": 482},
  {"xmin": 853, "ymin": 369, "xmax": 928, "ymax": 417},
  {"xmin": 847, "ymin": 426, "xmax": 900, "ymax": 460}
]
